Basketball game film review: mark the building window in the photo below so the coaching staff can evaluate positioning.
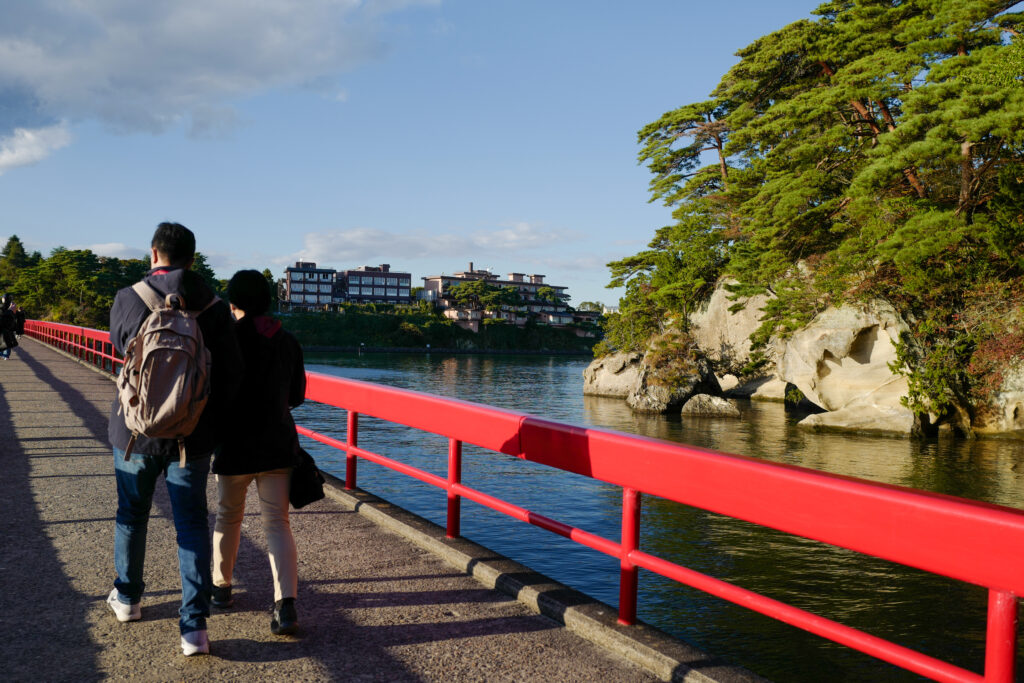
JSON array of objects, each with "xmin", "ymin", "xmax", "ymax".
[
  {"xmin": 399, "ymin": 288, "xmax": 410, "ymax": 297},
  {"xmin": 373, "ymin": 277, "xmax": 385, "ymax": 285},
  {"xmin": 361, "ymin": 287, "xmax": 374, "ymax": 295},
  {"xmin": 386, "ymin": 288, "xmax": 397, "ymax": 297},
  {"xmin": 400, "ymin": 278, "xmax": 411, "ymax": 286},
  {"xmin": 320, "ymin": 284, "xmax": 331, "ymax": 293},
  {"xmin": 374, "ymin": 287, "xmax": 385, "ymax": 296},
  {"xmin": 290, "ymin": 294, "xmax": 302, "ymax": 303},
  {"xmin": 387, "ymin": 277, "xmax": 398, "ymax": 286}
]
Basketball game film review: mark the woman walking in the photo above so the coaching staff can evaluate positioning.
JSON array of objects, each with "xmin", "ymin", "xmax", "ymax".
[{"xmin": 212, "ymin": 270, "xmax": 306, "ymax": 635}]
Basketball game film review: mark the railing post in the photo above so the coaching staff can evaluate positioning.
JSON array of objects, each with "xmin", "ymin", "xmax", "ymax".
[
  {"xmin": 985, "ymin": 589, "xmax": 1018, "ymax": 683},
  {"xmin": 447, "ymin": 438, "xmax": 462, "ymax": 539},
  {"xmin": 618, "ymin": 487, "xmax": 642, "ymax": 625},
  {"xmin": 346, "ymin": 410, "xmax": 358, "ymax": 490}
]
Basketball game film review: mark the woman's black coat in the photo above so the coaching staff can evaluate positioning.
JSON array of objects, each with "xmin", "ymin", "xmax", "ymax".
[{"xmin": 213, "ymin": 315, "xmax": 306, "ymax": 475}]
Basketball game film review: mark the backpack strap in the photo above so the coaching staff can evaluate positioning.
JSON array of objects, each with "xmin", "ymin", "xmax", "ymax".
[
  {"xmin": 199, "ymin": 296, "xmax": 221, "ymax": 314},
  {"xmin": 131, "ymin": 281, "xmax": 165, "ymax": 312},
  {"xmin": 124, "ymin": 433, "xmax": 137, "ymax": 460},
  {"xmin": 132, "ymin": 281, "xmax": 222, "ymax": 314}
]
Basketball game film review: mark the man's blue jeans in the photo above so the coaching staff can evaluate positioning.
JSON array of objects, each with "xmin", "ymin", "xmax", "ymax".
[{"xmin": 113, "ymin": 447, "xmax": 211, "ymax": 634}]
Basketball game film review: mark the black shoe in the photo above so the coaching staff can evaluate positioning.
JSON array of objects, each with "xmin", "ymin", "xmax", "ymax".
[
  {"xmin": 211, "ymin": 586, "xmax": 233, "ymax": 608},
  {"xmin": 270, "ymin": 598, "xmax": 298, "ymax": 635}
]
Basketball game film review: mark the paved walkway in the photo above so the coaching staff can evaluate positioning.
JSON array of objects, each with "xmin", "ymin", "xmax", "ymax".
[{"xmin": 0, "ymin": 339, "xmax": 666, "ymax": 682}]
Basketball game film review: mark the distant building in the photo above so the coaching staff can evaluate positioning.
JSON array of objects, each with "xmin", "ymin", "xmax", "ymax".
[
  {"xmin": 421, "ymin": 262, "xmax": 572, "ymax": 332},
  {"xmin": 341, "ymin": 264, "xmax": 413, "ymax": 305},
  {"xmin": 284, "ymin": 261, "xmax": 338, "ymax": 310}
]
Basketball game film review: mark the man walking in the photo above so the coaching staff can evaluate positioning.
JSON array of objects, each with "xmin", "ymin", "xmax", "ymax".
[{"xmin": 106, "ymin": 223, "xmax": 242, "ymax": 655}]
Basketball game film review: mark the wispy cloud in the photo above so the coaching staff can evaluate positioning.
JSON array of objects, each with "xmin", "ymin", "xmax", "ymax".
[
  {"xmin": 0, "ymin": 0, "xmax": 439, "ymax": 161},
  {"xmin": 81, "ymin": 242, "xmax": 148, "ymax": 260},
  {"xmin": 289, "ymin": 222, "xmax": 578, "ymax": 267},
  {"xmin": 0, "ymin": 123, "xmax": 72, "ymax": 174}
]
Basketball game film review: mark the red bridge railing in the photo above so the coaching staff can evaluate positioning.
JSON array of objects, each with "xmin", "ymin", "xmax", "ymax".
[{"xmin": 26, "ymin": 319, "xmax": 1023, "ymax": 683}]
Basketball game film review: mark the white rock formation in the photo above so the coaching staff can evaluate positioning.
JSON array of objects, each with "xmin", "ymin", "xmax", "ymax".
[
  {"xmin": 688, "ymin": 281, "xmax": 774, "ymax": 374},
  {"xmin": 582, "ymin": 352, "xmax": 643, "ymax": 398},
  {"xmin": 777, "ymin": 301, "xmax": 917, "ymax": 434},
  {"xmin": 689, "ymin": 279, "xmax": 783, "ymax": 399},
  {"xmin": 681, "ymin": 394, "xmax": 741, "ymax": 417}
]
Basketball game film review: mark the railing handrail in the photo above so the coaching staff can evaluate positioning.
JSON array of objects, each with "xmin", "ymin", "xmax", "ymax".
[
  {"xmin": 24, "ymin": 318, "xmax": 1021, "ymax": 683},
  {"xmin": 307, "ymin": 371, "xmax": 1024, "ymax": 595}
]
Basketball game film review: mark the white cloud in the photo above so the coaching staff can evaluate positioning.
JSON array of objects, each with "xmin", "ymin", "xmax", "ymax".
[
  {"xmin": 290, "ymin": 222, "xmax": 578, "ymax": 267},
  {"xmin": 0, "ymin": 0, "xmax": 439, "ymax": 141},
  {"xmin": 81, "ymin": 243, "xmax": 149, "ymax": 260},
  {"xmin": 0, "ymin": 123, "xmax": 72, "ymax": 174}
]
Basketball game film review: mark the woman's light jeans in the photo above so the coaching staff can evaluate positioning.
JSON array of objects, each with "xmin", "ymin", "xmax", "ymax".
[{"xmin": 213, "ymin": 468, "xmax": 297, "ymax": 602}]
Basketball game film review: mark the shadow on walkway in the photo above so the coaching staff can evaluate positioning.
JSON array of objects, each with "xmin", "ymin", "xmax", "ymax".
[
  {"xmin": 3, "ymin": 340, "xmax": 657, "ymax": 682},
  {"xmin": 0, "ymin": 346, "xmax": 104, "ymax": 681}
]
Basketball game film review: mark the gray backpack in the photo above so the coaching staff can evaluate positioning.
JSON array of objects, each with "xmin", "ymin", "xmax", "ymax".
[{"xmin": 117, "ymin": 282, "xmax": 218, "ymax": 466}]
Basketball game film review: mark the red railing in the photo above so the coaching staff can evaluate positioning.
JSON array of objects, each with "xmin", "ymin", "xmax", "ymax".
[
  {"xmin": 26, "ymin": 319, "xmax": 1023, "ymax": 682},
  {"xmin": 25, "ymin": 320, "xmax": 123, "ymax": 374}
]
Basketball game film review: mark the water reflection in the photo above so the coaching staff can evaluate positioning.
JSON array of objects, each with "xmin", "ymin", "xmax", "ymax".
[{"xmin": 297, "ymin": 352, "xmax": 1024, "ymax": 682}]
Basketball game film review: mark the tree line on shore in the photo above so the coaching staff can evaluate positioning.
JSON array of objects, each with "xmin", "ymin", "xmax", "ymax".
[
  {"xmin": 602, "ymin": 0, "xmax": 1024, "ymax": 421},
  {"xmin": 0, "ymin": 235, "xmax": 595, "ymax": 352}
]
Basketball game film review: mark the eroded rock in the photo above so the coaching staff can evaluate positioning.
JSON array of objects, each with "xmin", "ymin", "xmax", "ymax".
[
  {"xmin": 626, "ymin": 342, "xmax": 719, "ymax": 414},
  {"xmin": 681, "ymin": 394, "xmax": 741, "ymax": 417},
  {"xmin": 689, "ymin": 280, "xmax": 774, "ymax": 374},
  {"xmin": 777, "ymin": 301, "xmax": 917, "ymax": 434},
  {"xmin": 582, "ymin": 352, "xmax": 643, "ymax": 398}
]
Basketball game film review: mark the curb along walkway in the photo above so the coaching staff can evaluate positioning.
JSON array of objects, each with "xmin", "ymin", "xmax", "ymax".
[{"xmin": 1, "ymin": 339, "xmax": 757, "ymax": 682}]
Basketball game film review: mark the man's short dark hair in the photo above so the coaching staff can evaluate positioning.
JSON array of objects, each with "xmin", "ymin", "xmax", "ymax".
[
  {"xmin": 227, "ymin": 269, "xmax": 271, "ymax": 315},
  {"xmin": 151, "ymin": 222, "xmax": 196, "ymax": 266}
]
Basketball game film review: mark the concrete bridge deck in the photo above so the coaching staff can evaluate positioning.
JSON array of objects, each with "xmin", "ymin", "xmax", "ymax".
[{"xmin": 1, "ymin": 338, "xmax": 756, "ymax": 682}]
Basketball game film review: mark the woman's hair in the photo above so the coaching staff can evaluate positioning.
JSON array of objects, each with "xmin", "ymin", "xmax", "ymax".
[{"xmin": 227, "ymin": 269, "xmax": 271, "ymax": 315}]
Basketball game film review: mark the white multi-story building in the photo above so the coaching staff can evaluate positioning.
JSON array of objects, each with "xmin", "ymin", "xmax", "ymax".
[{"xmin": 420, "ymin": 262, "xmax": 572, "ymax": 332}]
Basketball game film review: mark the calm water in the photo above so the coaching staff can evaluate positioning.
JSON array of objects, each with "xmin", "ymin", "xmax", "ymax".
[{"xmin": 293, "ymin": 352, "xmax": 1024, "ymax": 682}]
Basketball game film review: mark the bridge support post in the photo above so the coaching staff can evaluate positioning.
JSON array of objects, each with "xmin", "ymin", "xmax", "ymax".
[
  {"xmin": 346, "ymin": 411, "xmax": 358, "ymax": 489},
  {"xmin": 618, "ymin": 487, "xmax": 641, "ymax": 625},
  {"xmin": 985, "ymin": 589, "xmax": 1018, "ymax": 683},
  {"xmin": 447, "ymin": 438, "xmax": 462, "ymax": 539}
]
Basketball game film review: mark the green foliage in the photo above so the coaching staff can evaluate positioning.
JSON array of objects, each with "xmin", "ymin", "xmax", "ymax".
[
  {"xmin": 285, "ymin": 305, "xmax": 594, "ymax": 352},
  {"xmin": 611, "ymin": 0, "xmax": 1024, "ymax": 426},
  {"xmin": 261, "ymin": 269, "xmax": 280, "ymax": 310},
  {"xmin": 191, "ymin": 253, "xmax": 222, "ymax": 295},
  {"xmin": 643, "ymin": 331, "xmax": 702, "ymax": 388},
  {"xmin": 445, "ymin": 279, "xmax": 515, "ymax": 309}
]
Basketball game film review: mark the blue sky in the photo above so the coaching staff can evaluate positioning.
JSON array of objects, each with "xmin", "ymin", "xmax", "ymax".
[{"xmin": 1, "ymin": 0, "xmax": 818, "ymax": 306}]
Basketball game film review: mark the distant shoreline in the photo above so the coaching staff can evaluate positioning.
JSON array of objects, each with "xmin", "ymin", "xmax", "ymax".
[{"xmin": 303, "ymin": 345, "xmax": 592, "ymax": 357}]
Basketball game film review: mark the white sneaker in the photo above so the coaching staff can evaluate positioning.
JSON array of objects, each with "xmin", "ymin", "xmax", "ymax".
[
  {"xmin": 107, "ymin": 589, "xmax": 141, "ymax": 622},
  {"xmin": 181, "ymin": 630, "xmax": 209, "ymax": 656}
]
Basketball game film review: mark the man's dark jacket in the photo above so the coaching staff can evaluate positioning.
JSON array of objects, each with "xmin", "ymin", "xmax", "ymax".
[
  {"xmin": 108, "ymin": 267, "xmax": 243, "ymax": 459},
  {"xmin": 213, "ymin": 315, "xmax": 306, "ymax": 475}
]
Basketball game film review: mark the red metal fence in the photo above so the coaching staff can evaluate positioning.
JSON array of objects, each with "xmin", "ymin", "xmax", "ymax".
[{"xmin": 26, "ymin": 319, "xmax": 1023, "ymax": 682}]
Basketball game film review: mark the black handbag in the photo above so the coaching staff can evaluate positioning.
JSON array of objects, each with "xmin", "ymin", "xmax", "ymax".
[{"xmin": 290, "ymin": 448, "xmax": 325, "ymax": 509}]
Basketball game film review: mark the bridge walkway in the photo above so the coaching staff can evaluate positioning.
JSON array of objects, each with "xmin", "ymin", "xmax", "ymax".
[{"xmin": 0, "ymin": 339, "xmax": 670, "ymax": 682}]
